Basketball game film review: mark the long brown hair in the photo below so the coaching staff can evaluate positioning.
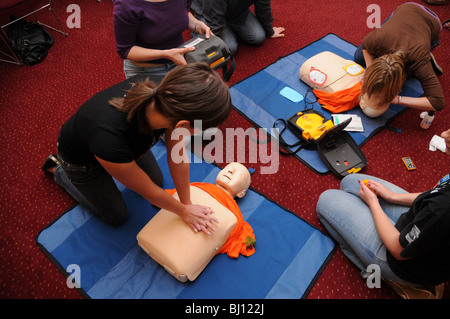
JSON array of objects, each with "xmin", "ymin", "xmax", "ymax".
[
  {"xmin": 110, "ymin": 63, "xmax": 231, "ymax": 133},
  {"xmin": 361, "ymin": 50, "xmax": 406, "ymax": 108}
]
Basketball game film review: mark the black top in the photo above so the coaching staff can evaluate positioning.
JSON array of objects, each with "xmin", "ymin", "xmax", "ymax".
[
  {"xmin": 58, "ymin": 76, "xmax": 164, "ymax": 165},
  {"xmin": 191, "ymin": 0, "xmax": 274, "ymax": 37},
  {"xmin": 387, "ymin": 174, "xmax": 450, "ymax": 286}
]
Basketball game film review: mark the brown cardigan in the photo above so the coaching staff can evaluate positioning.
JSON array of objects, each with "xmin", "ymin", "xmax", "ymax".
[{"xmin": 362, "ymin": 3, "xmax": 444, "ymax": 110}]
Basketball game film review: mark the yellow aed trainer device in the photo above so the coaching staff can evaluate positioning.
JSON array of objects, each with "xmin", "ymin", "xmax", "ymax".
[
  {"xmin": 277, "ymin": 109, "xmax": 367, "ymax": 177},
  {"xmin": 287, "ymin": 109, "xmax": 334, "ymax": 143}
]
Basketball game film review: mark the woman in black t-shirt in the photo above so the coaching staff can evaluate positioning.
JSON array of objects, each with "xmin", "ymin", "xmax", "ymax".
[
  {"xmin": 43, "ymin": 63, "xmax": 231, "ymax": 234},
  {"xmin": 316, "ymin": 128, "xmax": 450, "ymax": 299}
]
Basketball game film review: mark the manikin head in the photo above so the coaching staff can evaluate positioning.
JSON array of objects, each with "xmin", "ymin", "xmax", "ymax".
[
  {"xmin": 215, "ymin": 162, "xmax": 251, "ymax": 198},
  {"xmin": 359, "ymin": 93, "xmax": 390, "ymax": 118}
]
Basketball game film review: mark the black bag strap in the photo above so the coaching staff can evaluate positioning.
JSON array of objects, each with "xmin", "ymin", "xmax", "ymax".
[
  {"xmin": 273, "ymin": 119, "xmax": 307, "ymax": 155},
  {"xmin": 221, "ymin": 55, "xmax": 236, "ymax": 82}
]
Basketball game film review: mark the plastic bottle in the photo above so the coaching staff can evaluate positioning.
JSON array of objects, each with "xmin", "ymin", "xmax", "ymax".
[{"xmin": 420, "ymin": 111, "xmax": 434, "ymax": 129}]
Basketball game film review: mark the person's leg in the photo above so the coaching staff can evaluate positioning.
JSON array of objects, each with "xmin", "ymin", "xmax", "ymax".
[
  {"xmin": 54, "ymin": 159, "xmax": 129, "ymax": 226},
  {"xmin": 340, "ymin": 173, "xmax": 410, "ymax": 222},
  {"xmin": 217, "ymin": 26, "xmax": 238, "ymax": 55},
  {"xmin": 316, "ymin": 174, "xmax": 412, "ymax": 285},
  {"xmin": 54, "ymin": 149, "xmax": 165, "ymax": 225},
  {"xmin": 229, "ymin": 10, "xmax": 266, "ymax": 47}
]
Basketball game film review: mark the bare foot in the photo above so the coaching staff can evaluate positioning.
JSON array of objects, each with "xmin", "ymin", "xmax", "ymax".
[{"xmin": 443, "ymin": 20, "xmax": 450, "ymax": 30}]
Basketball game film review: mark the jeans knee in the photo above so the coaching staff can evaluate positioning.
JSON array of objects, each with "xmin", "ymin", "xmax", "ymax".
[
  {"xmin": 228, "ymin": 43, "xmax": 238, "ymax": 55},
  {"xmin": 246, "ymin": 31, "xmax": 265, "ymax": 47},
  {"xmin": 93, "ymin": 204, "xmax": 128, "ymax": 227},
  {"xmin": 316, "ymin": 190, "xmax": 335, "ymax": 218},
  {"xmin": 222, "ymin": 37, "xmax": 237, "ymax": 55},
  {"xmin": 102, "ymin": 211, "xmax": 128, "ymax": 227},
  {"xmin": 217, "ymin": 27, "xmax": 238, "ymax": 55},
  {"xmin": 340, "ymin": 173, "xmax": 365, "ymax": 192}
]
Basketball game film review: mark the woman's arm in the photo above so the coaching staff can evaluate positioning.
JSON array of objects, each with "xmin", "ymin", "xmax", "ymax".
[
  {"xmin": 96, "ymin": 156, "xmax": 185, "ymax": 213},
  {"xmin": 400, "ymin": 61, "xmax": 445, "ymax": 112},
  {"xmin": 359, "ymin": 181, "xmax": 408, "ymax": 260},
  {"xmin": 187, "ymin": 12, "xmax": 212, "ymax": 37},
  {"xmin": 95, "ymin": 156, "xmax": 218, "ymax": 234},
  {"xmin": 366, "ymin": 179, "xmax": 421, "ymax": 206},
  {"xmin": 165, "ymin": 126, "xmax": 192, "ymax": 206},
  {"xmin": 114, "ymin": 3, "xmax": 196, "ymax": 65},
  {"xmin": 392, "ymin": 61, "xmax": 443, "ymax": 111},
  {"xmin": 392, "ymin": 95, "xmax": 435, "ymax": 111},
  {"xmin": 126, "ymin": 13, "xmax": 211, "ymax": 64}
]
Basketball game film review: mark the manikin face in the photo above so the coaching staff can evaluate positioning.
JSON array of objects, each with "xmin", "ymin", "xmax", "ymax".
[
  {"xmin": 216, "ymin": 163, "xmax": 251, "ymax": 198},
  {"xmin": 359, "ymin": 93, "xmax": 390, "ymax": 118}
]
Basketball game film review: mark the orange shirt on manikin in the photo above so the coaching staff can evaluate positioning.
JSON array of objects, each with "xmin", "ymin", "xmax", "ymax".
[
  {"xmin": 313, "ymin": 81, "xmax": 361, "ymax": 113},
  {"xmin": 166, "ymin": 182, "xmax": 256, "ymax": 258}
]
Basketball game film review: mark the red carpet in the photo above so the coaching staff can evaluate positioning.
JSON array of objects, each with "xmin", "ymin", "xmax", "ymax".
[{"xmin": 0, "ymin": 0, "xmax": 449, "ymax": 299}]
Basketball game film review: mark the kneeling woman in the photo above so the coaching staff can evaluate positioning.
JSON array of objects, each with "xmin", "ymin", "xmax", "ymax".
[
  {"xmin": 355, "ymin": 2, "xmax": 445, "ymax": 116},
  {"xmin": 316, "ymin": 171, "xmax": 450, "ymax": 298},
  {"xmin": 43, "ymin": 63, "xmax": 231, "ymax": 234}
]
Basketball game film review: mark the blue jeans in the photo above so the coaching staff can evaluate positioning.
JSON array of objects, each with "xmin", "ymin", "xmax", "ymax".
[
  {"xmin": 316, "ymin": 173, "xmax": 417, "ymax": 286},
  {"xmin": 123, "ymin": 59, "xmax": 176, "ymax": 84},
  {"xmin": 54, "ymin": 149, "xmax": 163, "ymax": 226},
  {"xmin": 218, "ymin": 10, "xmax": 266, "ymax": 55}
]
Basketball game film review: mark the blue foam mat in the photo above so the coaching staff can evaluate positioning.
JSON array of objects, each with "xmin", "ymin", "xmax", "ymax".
[
  {"xmin": 37, "ymin": 141, "xmax": 335, "ymax": 299},
  {"xmin": 230, "ymin": 33, "xmax": 424, "ymax": 174}
]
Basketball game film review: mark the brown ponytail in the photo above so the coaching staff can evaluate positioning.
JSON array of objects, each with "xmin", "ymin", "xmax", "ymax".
[
  {"xmin": 155, "ymin": 62, "xmax": 231, "ymax": 129},
  {"xmin": 110, "ymin": 62, "xmax": 231, "ymax": 133},
  {"xmin": 109, "ymin": 79, "xmax": 157, "ymax": 133}
]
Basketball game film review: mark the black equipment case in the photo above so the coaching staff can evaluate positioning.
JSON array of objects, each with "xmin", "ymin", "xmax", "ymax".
[{"xmin": 180, "ymin": 34, "xmax": 236, "ymax": 82}]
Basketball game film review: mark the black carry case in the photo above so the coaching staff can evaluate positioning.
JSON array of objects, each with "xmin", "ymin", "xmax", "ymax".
[
  {"xmin": 276, "ymin": 109, "xmax": 367, "ymax": 177},
  {"xmin": 180, "ymin": 34, "xmax": 236, "ymax": 81},
  {"xmin": 315, "ymin": 118, "xmax": 367, "ymax": 177}
]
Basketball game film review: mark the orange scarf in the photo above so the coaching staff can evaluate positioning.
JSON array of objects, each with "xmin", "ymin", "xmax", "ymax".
[
  {"xmin": 166, "ymin": 183, "xmax": 256, "ymax": 258},
  {"xmin": 313, "ymin": 81, "xmax": 361, "ymax": 113}
]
